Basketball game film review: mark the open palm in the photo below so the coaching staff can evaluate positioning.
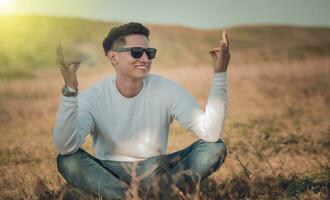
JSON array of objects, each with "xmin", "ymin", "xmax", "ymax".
[{"xmin": 56, "ymin": 44, "xmax": 81, "ymax": 89}]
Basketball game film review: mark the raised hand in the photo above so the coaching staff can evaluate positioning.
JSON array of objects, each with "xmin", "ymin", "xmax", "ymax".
[
  {"xmin": 56, "ymin": 44, "xmax": 81, "ymax": 89},
  {"xmin": 209, "ymin": 30, "xmax": 231, "ymax": 73}
]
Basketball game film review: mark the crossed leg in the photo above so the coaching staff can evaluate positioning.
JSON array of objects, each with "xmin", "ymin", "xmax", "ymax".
[
  {"xmin": 57, "ymin": 139, "xmax": 227, "ymax": 199},
  {"xmin": 137, "ymin": 138, "xmax": 227, "ymax": 196},
  {"xmin": 56, "ymin": 148, "xmax": 137, "ymax": 199}
]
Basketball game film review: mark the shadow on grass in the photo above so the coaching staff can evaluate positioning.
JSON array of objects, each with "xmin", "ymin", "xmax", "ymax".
[
  {"xmin": 35, "ymin": 179, "xmax": 95, "ymax": 200},
  {"xmin": 32, "ymin": 169, "xmax": 329, "ymax": 200},
  {"xmin": 214, "ymin": 173, "xmax": 329, "ymax": 199}
]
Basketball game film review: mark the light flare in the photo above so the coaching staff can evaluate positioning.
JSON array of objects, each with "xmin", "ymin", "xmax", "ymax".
[{"xmin": 0, "ymin": 0, "xmax": 13, "ymax": 13}]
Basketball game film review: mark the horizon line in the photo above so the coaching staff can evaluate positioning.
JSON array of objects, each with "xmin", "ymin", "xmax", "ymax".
[{"xmin": 1, "ymin": 13, "xmax": 330, "ymax": 31}]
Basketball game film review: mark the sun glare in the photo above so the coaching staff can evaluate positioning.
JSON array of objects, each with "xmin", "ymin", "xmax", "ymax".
[{"xmin": 0, "ymin": 0, "xmax": 12, "ymax": 13}]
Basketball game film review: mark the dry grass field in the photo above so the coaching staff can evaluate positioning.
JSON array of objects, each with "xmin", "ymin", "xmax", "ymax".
[
  {"xmin": 1, "ymin": 14, "xmax": 330, "ymax": 200},
  {"xmin": 0, "ymin": 55, "xmax": 329, "ymax": 199}
]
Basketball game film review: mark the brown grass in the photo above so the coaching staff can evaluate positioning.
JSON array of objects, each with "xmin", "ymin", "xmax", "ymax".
[{"xmin": 0, "ymin": 57, "xmax": 329, "ymax": 199}]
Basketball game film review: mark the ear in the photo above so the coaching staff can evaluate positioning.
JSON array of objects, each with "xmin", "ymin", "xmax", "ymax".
[{"xmin": 107, "ymin": 51, "xmax": 118, "ymax": 66}]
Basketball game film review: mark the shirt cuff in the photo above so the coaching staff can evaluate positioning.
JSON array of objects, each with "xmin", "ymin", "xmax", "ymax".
[
  {"xmin": 61, "ymin": 95, "xmax": 78, "ymax": 104},
  {"xmin": 214, "ymin": 71, "xmax": 227, "ymax": 78},
  {"xmin": 213, "ymin": 71, "xmax": 227, "ymax": 87}
]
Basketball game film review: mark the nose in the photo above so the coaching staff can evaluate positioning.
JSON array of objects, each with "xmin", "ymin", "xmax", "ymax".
[{"xmin": 139, "ymin": 51, "xmax": 149, "ymax": 62}]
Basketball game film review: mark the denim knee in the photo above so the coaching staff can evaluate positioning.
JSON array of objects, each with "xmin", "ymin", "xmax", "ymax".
[
  {"xmin": 204, "ymin": 139, "xmax": 227, "ymax": 158},
  {"xmin": 192, "ymin": 139, "xmax": 227, "ymax": 169},
  {"xmin": 56, "ymin": 149, "xmax": 84, "ymax": 178}
]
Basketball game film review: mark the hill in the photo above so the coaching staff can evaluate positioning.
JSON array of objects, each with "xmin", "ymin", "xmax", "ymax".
[{"xmin": 0, "ymin": 15, "xmax": 330, "ymax": 79}]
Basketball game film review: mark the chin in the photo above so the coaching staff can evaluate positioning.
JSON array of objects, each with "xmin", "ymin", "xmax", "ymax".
[
  {"xmin": 135, "ymin": 73, "xmax": 149, "ymax": 79},
  {"xmin": 134, "ymin": 69, "xmax": 150, "ymax": 79}
]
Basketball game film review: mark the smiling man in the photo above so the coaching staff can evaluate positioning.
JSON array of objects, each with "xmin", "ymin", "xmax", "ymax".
[{"xmin": 53, "ymin": 22, "xmax": 230, "ymax": 199}]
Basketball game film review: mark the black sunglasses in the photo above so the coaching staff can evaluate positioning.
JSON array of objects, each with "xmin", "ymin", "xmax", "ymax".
[{"xmin": 112, "ymin": 47, "xmax": 157, "ymax": 60}]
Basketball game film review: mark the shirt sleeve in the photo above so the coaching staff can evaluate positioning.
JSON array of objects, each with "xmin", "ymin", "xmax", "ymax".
[
  {"xmin": 53, "ymin": 91, "xmax": 95, "ymax": 155},
  {"xmin": 169, "ymin": 72, "xmax": 228, "ymax": 142}
]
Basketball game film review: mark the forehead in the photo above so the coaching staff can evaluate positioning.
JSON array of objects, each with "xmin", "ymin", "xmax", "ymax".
[{"xmin": 123, "ymin": 34, "xmax": 149, "ymax": 47}]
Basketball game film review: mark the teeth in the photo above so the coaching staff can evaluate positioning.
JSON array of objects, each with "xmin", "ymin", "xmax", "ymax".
[{"xmin": 136, "ymin": 65, "xmax": 147, "ymax": 69}]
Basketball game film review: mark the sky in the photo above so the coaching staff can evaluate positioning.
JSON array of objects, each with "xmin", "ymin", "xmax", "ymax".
[{"xmin": 1, "ymin": 0, "xmax": 330, "ymax": 29}]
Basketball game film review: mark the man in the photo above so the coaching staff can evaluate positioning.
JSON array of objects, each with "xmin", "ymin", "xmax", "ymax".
[{"xmin": 54, "ymin": 22, "xmax": 230, "ymax": 199}]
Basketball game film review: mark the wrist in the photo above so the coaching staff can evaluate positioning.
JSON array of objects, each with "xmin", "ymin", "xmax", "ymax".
[
  {"xmin": 66, "ymin": 86, "xmax": 78, "ymax": 92},
  {"xmin": 214, "ymin": 69, "xmax": 227, "ymax": 73},
  {"xmin": 65, "ymin": 84, "xmax": 78, "ymax": 90},
  {"xmin": 62, "ymin": 85, "xmax": 78, "ymax": 97},
  {"xmin": 214, "ymin": 65, "xmax": 227, "ymax": 73}
]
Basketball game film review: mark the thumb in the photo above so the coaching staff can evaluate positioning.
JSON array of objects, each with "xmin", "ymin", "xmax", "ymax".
[
  {"xmin": 209, "ymin": 49, "xmax": 218, "ymax": 63},
  {"xmin": 209, "ymin": 52, "xmax": 217, "ymax": 63}
]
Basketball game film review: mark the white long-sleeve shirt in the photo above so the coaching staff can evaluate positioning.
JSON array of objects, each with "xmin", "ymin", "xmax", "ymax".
[{"xmin": 53, "ymin": 72, "xmax": 227, "ymax": 161}]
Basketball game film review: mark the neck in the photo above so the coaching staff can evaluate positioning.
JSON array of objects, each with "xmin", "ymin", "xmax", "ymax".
[{"xmin": 115, "ymin": 75, "xmax": 144, "ymax": 98}]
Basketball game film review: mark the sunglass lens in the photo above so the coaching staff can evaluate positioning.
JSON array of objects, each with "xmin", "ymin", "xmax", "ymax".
[
  {"xmin": 131, "ymin": 48, "xmax": 144, "ymax": 59},
  {"xmin": 146, "ymin": 48, "xmax": 156, "ymax": 59},
  {"xmin": 130, "ymin": 47, "xmax": 157, "ymax": 59}
]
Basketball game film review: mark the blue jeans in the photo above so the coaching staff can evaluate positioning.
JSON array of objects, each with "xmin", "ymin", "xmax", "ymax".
[{"xmin": 57, "ymin": 139, "xmax": 227, "ymax": 199}]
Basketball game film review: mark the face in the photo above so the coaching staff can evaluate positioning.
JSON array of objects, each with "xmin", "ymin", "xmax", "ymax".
[{"xmin": 109, "ymin": 34, "xmax": 153, "ymax": 81}]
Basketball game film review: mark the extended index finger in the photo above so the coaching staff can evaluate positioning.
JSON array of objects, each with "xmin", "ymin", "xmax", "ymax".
[{"xmin": 222, "ymin": 30, "xmax": 229, "ymax": 47}]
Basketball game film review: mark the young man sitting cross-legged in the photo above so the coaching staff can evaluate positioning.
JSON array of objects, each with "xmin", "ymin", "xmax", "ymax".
[{"xmin": 53, "ymin": 22, "xmax": 230, "ymax": 199}]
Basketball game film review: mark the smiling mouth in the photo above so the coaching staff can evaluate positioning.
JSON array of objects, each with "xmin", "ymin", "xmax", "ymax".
[{"xmin": 135, "ymin": 65, "xmax": 149, "ymax": 69}]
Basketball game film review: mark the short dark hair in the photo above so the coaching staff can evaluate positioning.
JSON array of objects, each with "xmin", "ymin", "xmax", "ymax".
[{"xmin": 102, "ymin": 22, "xmax": 150, "ymax": 55}]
